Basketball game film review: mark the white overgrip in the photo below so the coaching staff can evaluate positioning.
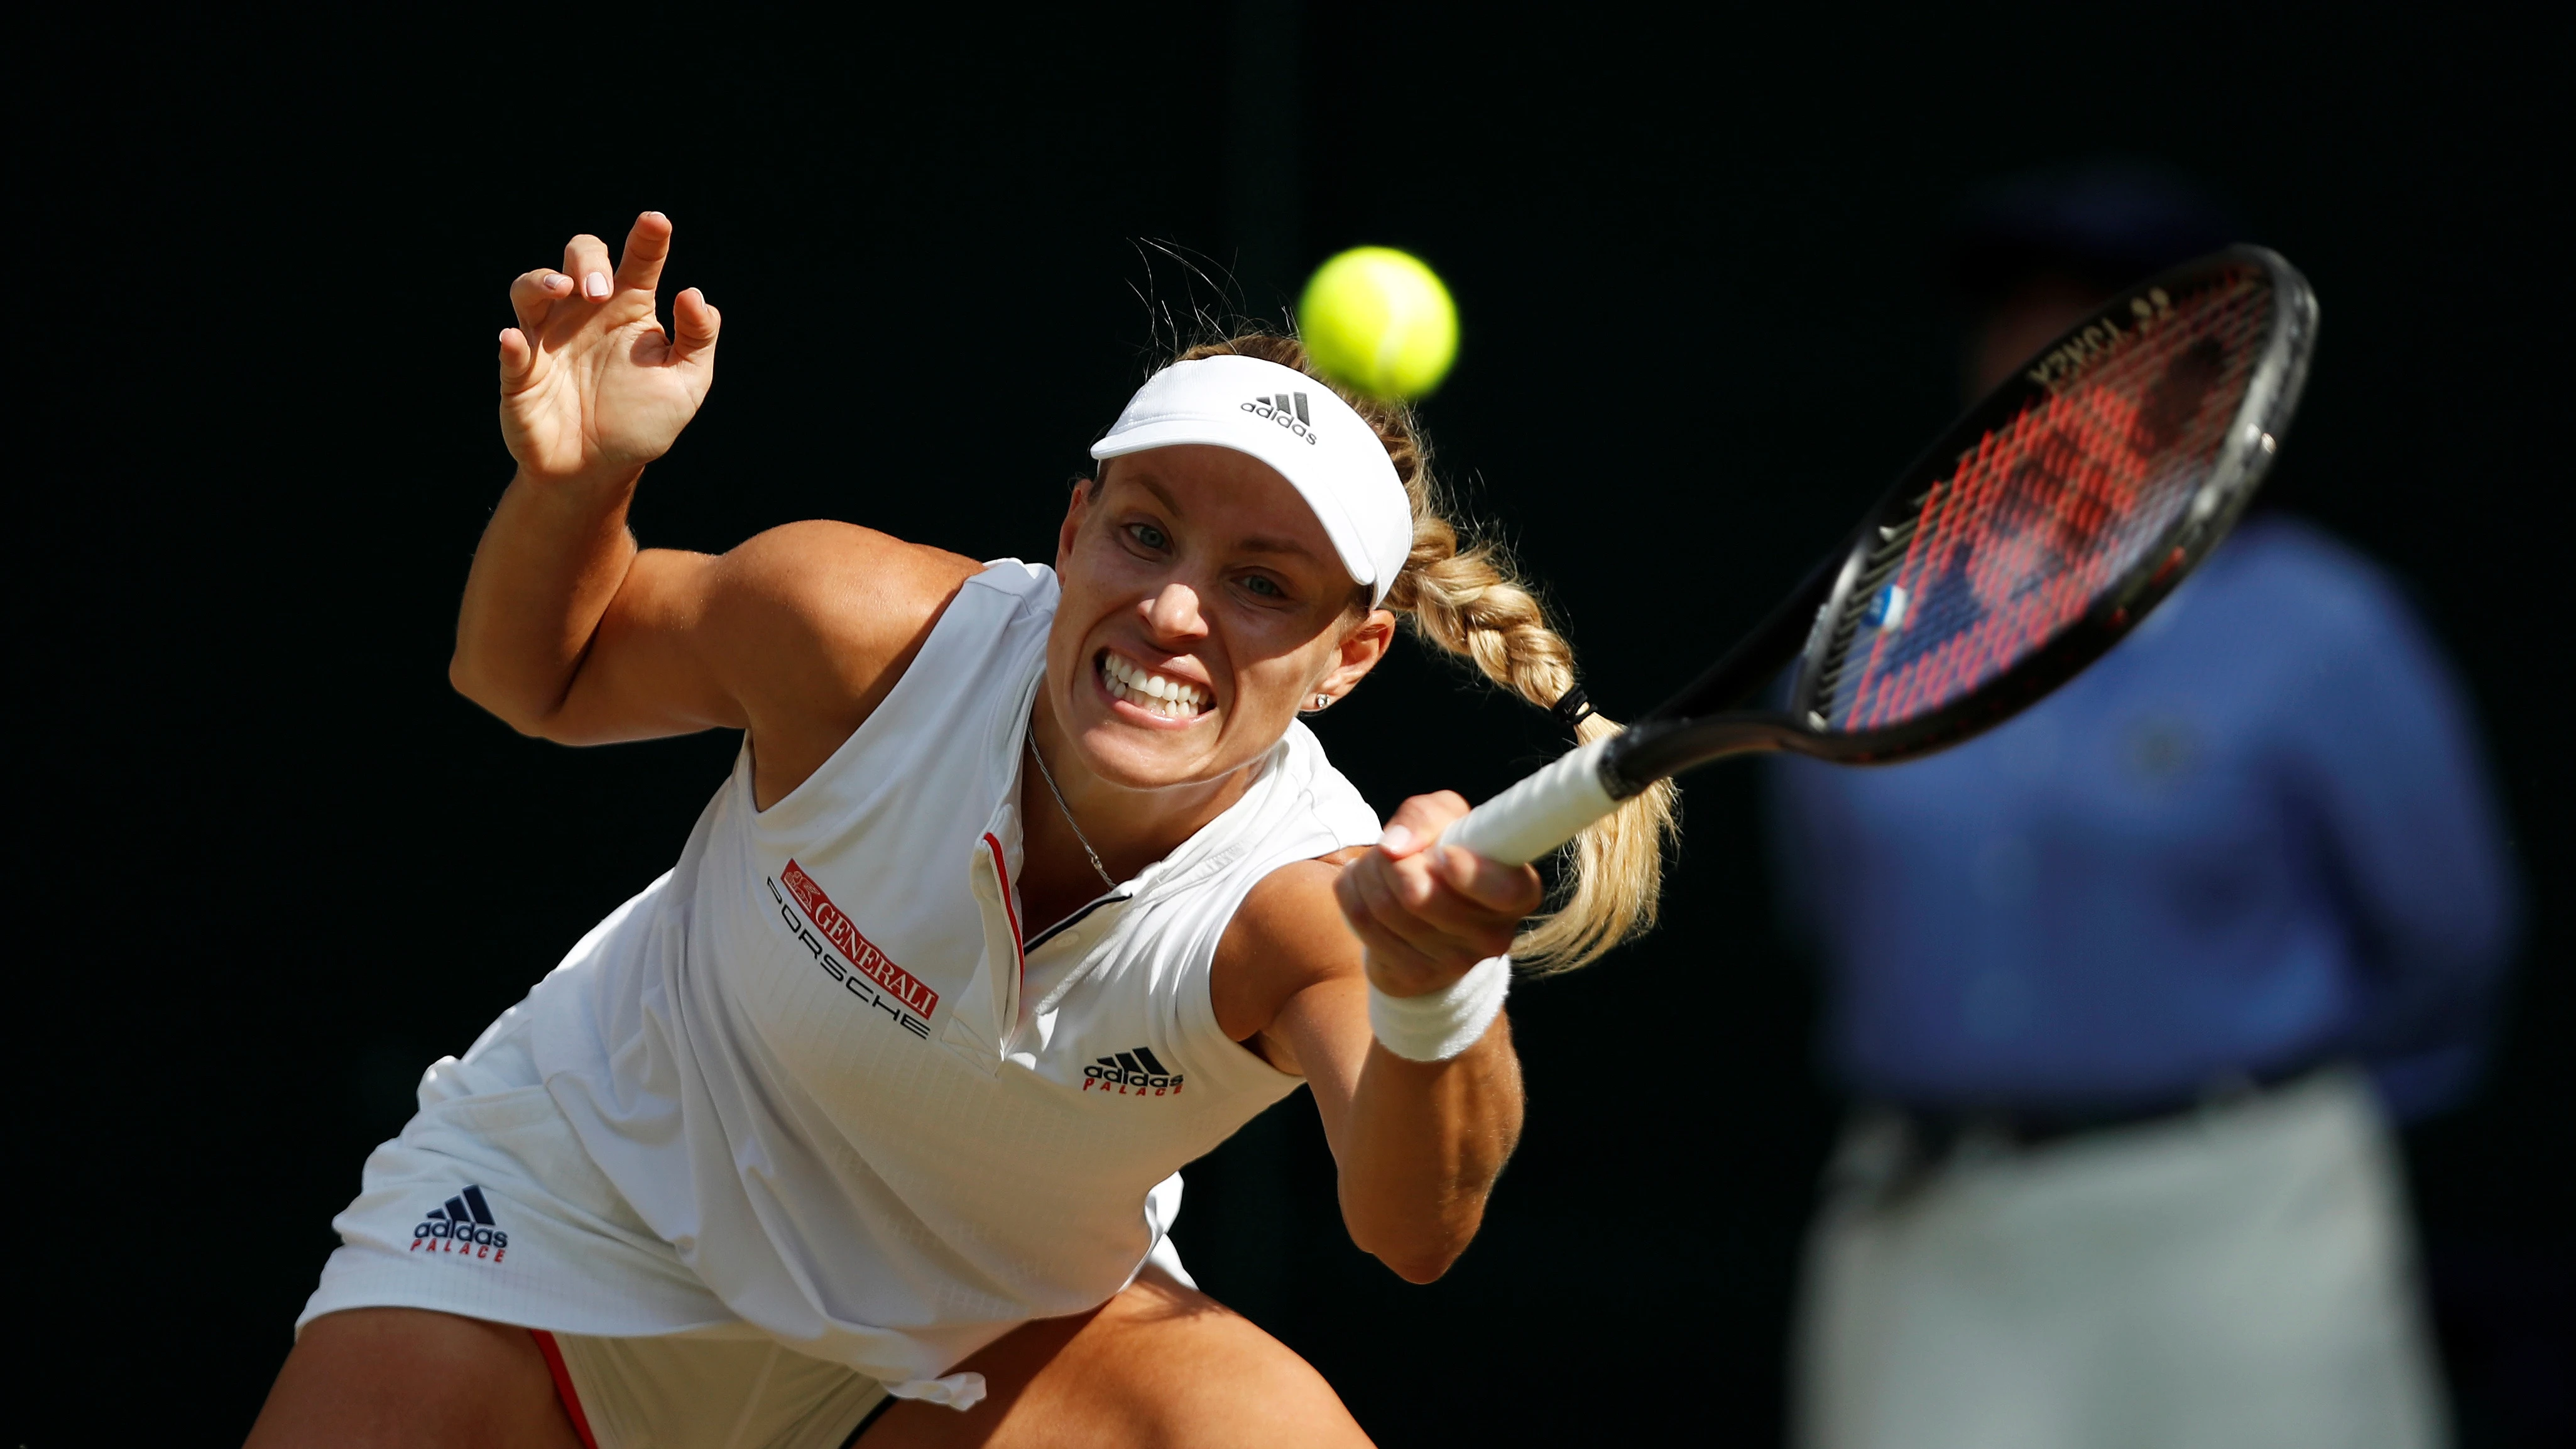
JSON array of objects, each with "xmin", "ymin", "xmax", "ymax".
[{"xmin": 1439, "ymin": 736, "xmax": 1620, "ymax": 867}]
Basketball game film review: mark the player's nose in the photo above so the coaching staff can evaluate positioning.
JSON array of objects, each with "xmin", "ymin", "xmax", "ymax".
[{"xmin": 1141, "ymin": 582, "xmax": 1208, "ymax": 643}]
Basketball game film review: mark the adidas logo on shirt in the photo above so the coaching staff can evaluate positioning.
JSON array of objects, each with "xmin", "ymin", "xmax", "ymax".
[
  {"xmin": 1083, "ymin": 1046, "xmax": 1185, "ymax": 1097},
  {"xmin": 411, "ymin": 1184, "xmax": 510, "ymax": 1260},
  {"xmin": 1240, "ymin": 391, "xmax": 1319, "ymax": 446}
]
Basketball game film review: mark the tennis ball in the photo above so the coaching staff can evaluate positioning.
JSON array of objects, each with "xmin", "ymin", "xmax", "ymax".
[{"xmin": 1298, "ymin": 246, "xmax": 1459, "ymax": 400}]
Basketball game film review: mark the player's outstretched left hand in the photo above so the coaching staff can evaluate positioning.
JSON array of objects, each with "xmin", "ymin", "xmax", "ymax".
[
  {"xmin": 497, "ymin": 211, "xmax": 721, "ymax": 484},
  {"xmin": 1334, "ymin": 791, "xmax": 1544, "ymax": 998}
]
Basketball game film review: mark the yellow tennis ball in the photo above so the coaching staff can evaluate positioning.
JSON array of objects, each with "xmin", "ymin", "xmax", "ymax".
[{"xmin": 1298, "ymin": 246, "xmax": 1459, "ymax": 400}]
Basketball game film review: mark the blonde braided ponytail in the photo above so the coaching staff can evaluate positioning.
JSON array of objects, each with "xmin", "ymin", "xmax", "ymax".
[{"xmin": 1177, "ymin": 334, "xmax": 1680, "ymax": 973}]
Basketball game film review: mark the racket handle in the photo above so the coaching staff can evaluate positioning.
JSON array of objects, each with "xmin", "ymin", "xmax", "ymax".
[{"xmin": 1441, "ymin": 738, "xmax": 1621, "ymax": 867}]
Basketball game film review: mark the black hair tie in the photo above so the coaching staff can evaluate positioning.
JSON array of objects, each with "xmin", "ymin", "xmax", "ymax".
[{"xmin": 1549, "ymin": 684, "xmax": 1598, "ymax": 743}]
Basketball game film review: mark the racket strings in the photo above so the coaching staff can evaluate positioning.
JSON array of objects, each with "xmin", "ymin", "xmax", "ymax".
[{"xmin": 1816, "ymin": 268, "xmax": 2274, "ymax": 731}]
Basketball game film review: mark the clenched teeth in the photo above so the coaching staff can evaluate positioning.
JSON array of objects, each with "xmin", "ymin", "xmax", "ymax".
[{"xmin": 1099, "ymin": 652, "xmax": 1209, "ymax": 719}]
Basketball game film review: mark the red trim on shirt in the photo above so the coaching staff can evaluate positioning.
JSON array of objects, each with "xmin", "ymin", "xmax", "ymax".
[
  {"xmin": 528, "ymin": 1330, "xmax": 599, "ymax": 1449},
  {"xmin": 982, "ymin": 831, "xmax": 1025, "ymax": 986}
]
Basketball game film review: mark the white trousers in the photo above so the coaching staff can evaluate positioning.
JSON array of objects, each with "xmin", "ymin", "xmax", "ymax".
[{"xmin": 1794, "ymin": 1069, "xmax": 2448, "ymax": 1449}]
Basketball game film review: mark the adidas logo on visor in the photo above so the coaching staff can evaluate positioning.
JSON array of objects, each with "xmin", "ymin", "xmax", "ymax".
[
  {"xmin": 412, "ymin": 1183, "xmax": 510, "ymax": 1260},
  {"xmin": 1240, "ymin": 391, "xmax": 1319, "ymax": 445},
  {"xmin": 1083, "ymin": 1045, "xmax": 1185, "ymax": 1096}
]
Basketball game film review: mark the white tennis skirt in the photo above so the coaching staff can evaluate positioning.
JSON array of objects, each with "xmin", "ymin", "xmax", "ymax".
[
  {"xmin": 300, "ymin": 1000, "xmax": 897, "ymax": 1447},
  {"xmin": 302, "ymin": 997, "xmax": 750, "ymax": 1341}
]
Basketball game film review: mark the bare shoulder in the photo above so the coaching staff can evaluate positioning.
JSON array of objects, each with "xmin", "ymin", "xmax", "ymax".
[
  {"xmin": 704, "ymin": 521, "xmax": 983, "ymax": 699},
  {"xmin": 1211, "ymin": 850, "xmax": 1368, "ymax": 1047},
  {"xmin": 715, "ymin": 521, "xmax": 982, "ymax": 644},
  {"xmin": 692, "ymin": 523, "xmax": 984, "ymax": 804}
]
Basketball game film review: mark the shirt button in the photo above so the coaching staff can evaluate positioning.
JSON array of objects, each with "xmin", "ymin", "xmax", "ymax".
[{"xmin": 1057, "ymin": 931, "xmax": 1084, "ymax": 950}]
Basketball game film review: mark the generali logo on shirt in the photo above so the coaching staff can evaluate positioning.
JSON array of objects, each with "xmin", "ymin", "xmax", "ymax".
[{"xmin": 767, "ymin": 860, "xmax": 939, "ymax": 1040}]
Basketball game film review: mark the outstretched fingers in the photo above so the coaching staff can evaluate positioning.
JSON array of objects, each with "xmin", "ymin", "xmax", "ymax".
[
  {"xmin": 508, "ymin": 268, "xmax": 572, "ymax": 336},
  {"xmin": 614, "ymin": 211, "xmax": 674, "ymax": 297},
  {"xmin": 562, "ymin": 234, "xmax": 614, "ymax": 302},
  {"xmin": 498, "ymin": 325, "xmax": 536, "ymax": 385},
  {"xmin": 670, "ymin": 287, "xmax": 721, "ymax": 369}
]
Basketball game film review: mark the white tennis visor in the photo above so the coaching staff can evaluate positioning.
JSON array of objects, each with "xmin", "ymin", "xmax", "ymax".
[{"xmin": 1089, "ymin": 354, "xmax": 1414, "ymax": 606}]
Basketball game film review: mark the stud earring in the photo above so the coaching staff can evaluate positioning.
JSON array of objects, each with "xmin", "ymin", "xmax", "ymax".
[{"xmin": 1311, "ymin": 694, "xmax": 1332, "ymax": 711}]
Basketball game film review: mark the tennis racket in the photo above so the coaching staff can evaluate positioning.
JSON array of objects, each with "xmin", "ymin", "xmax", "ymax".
[{"xmin": 1448, "ymin": 244, "xmax": 2319, "ymax": 866}]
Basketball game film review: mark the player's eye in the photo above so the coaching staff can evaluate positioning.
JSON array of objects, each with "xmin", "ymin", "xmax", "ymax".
[
  {"xmin": 1242, "ymin": 574, "xmax": 1284, "ymax": 599},
  {"xmin": 1125, "ymin": 523, "xmax": 1169, "ymax": 552}
]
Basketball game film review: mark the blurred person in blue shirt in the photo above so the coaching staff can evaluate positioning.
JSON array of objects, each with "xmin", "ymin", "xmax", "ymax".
[{"xmin": 1771, "ymin": 165, "xmax": 2521, "ymax": 1449}]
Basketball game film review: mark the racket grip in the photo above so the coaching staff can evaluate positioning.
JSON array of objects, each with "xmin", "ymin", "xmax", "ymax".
[{"xmin": 1441, "ymin": 738, "xmax": 1621, "ymax": 867}]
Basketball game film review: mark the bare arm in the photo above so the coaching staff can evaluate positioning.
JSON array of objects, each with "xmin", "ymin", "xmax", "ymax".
[
  {"xmin": 450, "ymin": 475, "xmax": 722, "ymax": 742},
  {"xmin": 449, "ymin": 214, "xmax": 976, "ymax": 789},
  {"xmin": 1213, "ymin": 796, "xmax": 1539, "ymax": 1283},
  {"xmin": 451, "ymin": 212, "xmax": 724, "ymax": 737}
]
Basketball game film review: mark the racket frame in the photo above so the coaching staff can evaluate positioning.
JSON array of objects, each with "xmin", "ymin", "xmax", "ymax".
[{"xmin": 1600, "ymin": 244, "xmax": 2317, "ymax": 799}]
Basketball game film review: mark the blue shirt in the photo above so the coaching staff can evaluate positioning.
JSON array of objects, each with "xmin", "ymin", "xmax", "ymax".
[{"xmin": 1768, "ymin": 517, "xmax": 2520, "ymax": 1120}]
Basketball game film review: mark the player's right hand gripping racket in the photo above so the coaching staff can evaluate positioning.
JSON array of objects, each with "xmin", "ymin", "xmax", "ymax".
[{"xmin": 1448, "ymin": 245, "xmax": 2319, "ymax": 867}]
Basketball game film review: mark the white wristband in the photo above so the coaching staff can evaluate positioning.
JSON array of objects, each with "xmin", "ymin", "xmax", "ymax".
[{"xmin": 1367, "ymin": 954, "xmax": 1512, "ymax": 1063}]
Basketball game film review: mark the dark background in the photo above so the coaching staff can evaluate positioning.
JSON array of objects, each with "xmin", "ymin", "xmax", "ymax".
[{"xmin": 14, "ymin": 6, "xmax": 2565, "ymax": 1444}]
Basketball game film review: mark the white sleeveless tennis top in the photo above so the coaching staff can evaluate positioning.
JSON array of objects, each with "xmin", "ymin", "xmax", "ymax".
[{"xmin": 519, "ymin": 560, "xmax": 1380, "ymax": 1399}]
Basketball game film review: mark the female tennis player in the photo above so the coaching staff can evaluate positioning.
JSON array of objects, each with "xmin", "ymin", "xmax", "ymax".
[{"xmin": 248, "ymin": 212, "xmax": 1674, "ymax": 1448}]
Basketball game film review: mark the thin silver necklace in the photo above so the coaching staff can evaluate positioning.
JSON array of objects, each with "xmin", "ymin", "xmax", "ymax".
[{"xmin": 1029, "ymin": 735, "xmax": 1118, "ymax": 891}]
